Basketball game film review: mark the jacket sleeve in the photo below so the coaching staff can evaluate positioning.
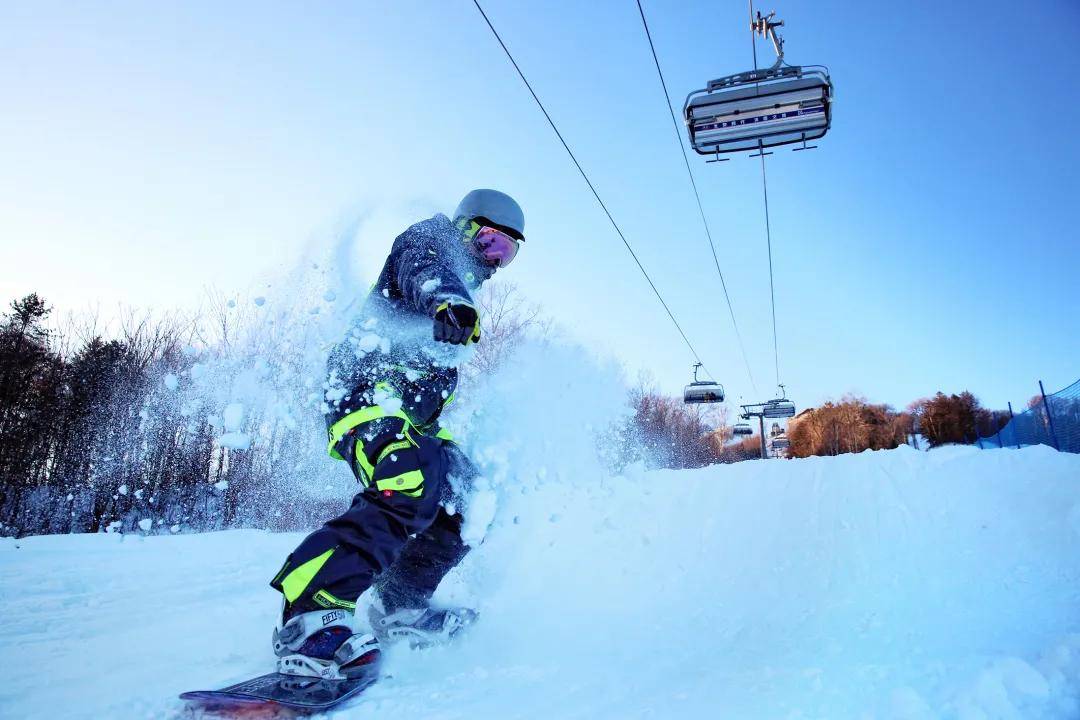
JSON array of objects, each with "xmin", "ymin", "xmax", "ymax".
[{"xmin": 394, "ymin": 229, "xmax": 474, "ymax": 316}]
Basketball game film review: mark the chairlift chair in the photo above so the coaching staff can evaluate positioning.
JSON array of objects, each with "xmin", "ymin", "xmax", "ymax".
[
  {"xmin": 683, "ymin": 363, "xmax": 725, "ymax": 404},
  {"xmin": 759, "ymin": 382, "xmax": 796, "ymax": 418},
  {"xmin": 683, "ymin": 11, "xmax": 833, "ymax": 157},
  {"xmin": 732, "ymin": 422, "xmax": 754, "ymax": 436},
  {"xmin": 684, "ymin": 69, "xmax": 832, "ymax": 156},
  {"xmin": 771, "ymin": 436, "xmax": 791, "ymax": 450},
  {"xmin": 762, "ymin": 399, "xmax": 796, "ymax": 418}
]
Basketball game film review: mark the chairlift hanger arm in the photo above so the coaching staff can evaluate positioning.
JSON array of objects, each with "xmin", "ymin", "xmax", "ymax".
[{"xmin": 752, "ymin": 10, "xmax": 785, "ymax": 65}]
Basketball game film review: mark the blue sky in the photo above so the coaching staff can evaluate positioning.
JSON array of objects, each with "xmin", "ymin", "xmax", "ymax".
[{"xmin": 2, "ymin": 0, "xmax": 1077, "ymax": 410}]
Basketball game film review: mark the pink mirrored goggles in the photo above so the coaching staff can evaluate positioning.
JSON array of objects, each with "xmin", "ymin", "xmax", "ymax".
[{"xmin": 474, "ymin": 225, "xmax": 522, "ymax": 268}]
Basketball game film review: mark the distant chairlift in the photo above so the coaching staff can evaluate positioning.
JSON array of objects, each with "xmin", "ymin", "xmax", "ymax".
[
  {"xmin": 762, "ymin": 398, "xmax": 796, "ymax": 419},
  {"xmin": 684, "ymin": 363, "xmax": 725, "ymax": 404},
  {"xmin": 762, "ymin": 383, "xmax": 797, "ymax": 419},
  {"xmin": 771, "ymin": 436, "xmax": 791, "ymax": 450},
  {"xmin": 732, "ymin": 422, "xmax": 754, "ymax": 436},
  {"xmin": 684, "ymin": 11, "xmax": 833, "ymax": 158}
]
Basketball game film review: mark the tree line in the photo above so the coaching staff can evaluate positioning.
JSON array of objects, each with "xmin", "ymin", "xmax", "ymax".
[
  {"xmin": 782, "ymin": 392, "xmax": 1011, "ymax": 459},
  {"xmin": 0, "ymin": 292, "xmax": 344, "ymax": 538},
  {"xmin": 622, "ymin": 389, "xmax": 1013, "ymax": 467}
]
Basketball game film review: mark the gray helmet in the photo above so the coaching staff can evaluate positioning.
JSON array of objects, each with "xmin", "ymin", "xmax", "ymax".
[{"xmin": 453, "ymin": 189, "xmax": 525, "ymax": 240}]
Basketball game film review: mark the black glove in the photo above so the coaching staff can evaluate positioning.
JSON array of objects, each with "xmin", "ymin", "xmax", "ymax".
[{"xmin": 433, "ymin": 301, "xmax": 480, "ymax": 345}]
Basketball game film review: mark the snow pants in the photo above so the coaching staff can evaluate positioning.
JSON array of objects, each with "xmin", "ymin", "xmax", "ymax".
[{"xmin": 270, "ymin": 411, "xmax": 471, "ymax": 618}]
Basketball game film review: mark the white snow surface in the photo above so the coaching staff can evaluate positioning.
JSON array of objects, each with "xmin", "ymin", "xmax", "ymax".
[{"xmin": 2, "ymin": 445, "xmax": 1080, "ymax": 718}]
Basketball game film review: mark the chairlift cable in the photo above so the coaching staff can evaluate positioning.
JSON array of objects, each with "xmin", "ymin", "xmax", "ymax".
[
  {"xmin": 634, "ymin": 0, "xmax": 758, "ymax": 395},
  {"xmin": 470, "ymin": 0, "xmax": 713, "ymax": 377},
  {"xmin": 758, "ymin": 150, "xmax": 780, "ymax": 389},
  {"xmin": 748, "ymin": 0, "xmax": 782, "ymax": 390}
]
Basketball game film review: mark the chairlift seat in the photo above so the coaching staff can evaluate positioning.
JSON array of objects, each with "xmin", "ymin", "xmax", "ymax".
[
  {"xmin": 762, "ymin": 399, "xmax": 796, "ymax": 418},
  {"xmin": 684, "ymin": 68, "xmax": 832, "ymax": 155},
  {"xmin": 732, "ymin": 422, "xmax": 753, "ymax": 436},
  {"xmin": 771, "ymin": 437, "xmax": 791, "ymax": 450},
  {"xmin": 684, "ymin": 381, "xmax": 725, "ymax": 404}
]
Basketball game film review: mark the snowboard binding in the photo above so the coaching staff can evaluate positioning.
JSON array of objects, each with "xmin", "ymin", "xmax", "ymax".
[
  {"xmin": 369, "ymin": 605, "xmax": 479, "ymax": 649},
  {"xmin": 272, "ymin": 609, "xmax": 380, "ymax": 680}
]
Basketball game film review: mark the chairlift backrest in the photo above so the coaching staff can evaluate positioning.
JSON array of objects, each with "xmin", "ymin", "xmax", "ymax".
[
  {"xmin": 684, "ymin": 381, "xmax": 725, "ymax": 404},
  {"xmin": 684, "ymin": 67, "xmax": 832, "ymax": 156},
  {"xmin": 732, "ymin": 422, "xmax": 754, "ymax": 436},
  {"xmin": 771, "ymin": 437, "xmax": 791, "ymax": 450}
]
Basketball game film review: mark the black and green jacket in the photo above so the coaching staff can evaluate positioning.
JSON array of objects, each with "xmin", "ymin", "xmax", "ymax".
[{"xmin": 324, "ymin": 213, "xmax": 492, "ymax": 442}]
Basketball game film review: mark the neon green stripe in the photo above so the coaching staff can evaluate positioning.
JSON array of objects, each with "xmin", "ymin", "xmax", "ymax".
[
  {"xmin": 281, "ymin": 548, "xmax": 335, "ymax": 603},
  {"xmin": 327, "ymin": 404, "xmax": 408, "ymax": 458},
  {"xmin": 436, "ymin": 427, "xmax": 454, "ymax": 442},
  {"xmin": 376, "ymin": 439, "xmax": 412, "ymax": 465},
  {"xmin": 354, "ymin": 449, "xmax": 374, "ymax": 485},
  {"xmin": 313, "ymin": 589, "xmax": 356, "ymax": 611},
  {"xmin": 376, "ymin": 469, "xmax": 425, "ymax": 498}
]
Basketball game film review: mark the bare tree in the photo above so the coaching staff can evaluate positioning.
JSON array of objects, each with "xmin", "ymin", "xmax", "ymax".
[
  {"xmin": 789, "ymin": 396, "xmax": 912, "ymax": 458},
  {"xmin": 119, "ymin": 305, "xmax": 194, "ymax": 371},
  {"xmin": 466, "ymin": 281, "xmax": 550, "ymax": 377}
]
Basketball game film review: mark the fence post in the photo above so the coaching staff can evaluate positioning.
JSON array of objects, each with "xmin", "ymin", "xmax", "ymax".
[
  {"xmin": 1040, "ymin": 380, "xmax": 1060, "ymax": 451},
  {"xmin": 1008, "ymin": 401, "xmax": 1019, "ymax": 450}
]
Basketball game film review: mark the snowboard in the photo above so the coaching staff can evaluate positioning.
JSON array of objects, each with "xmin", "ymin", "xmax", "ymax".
[{"xmin": 180, "ymin": 664, "xmax": 380, "ymax": 714}]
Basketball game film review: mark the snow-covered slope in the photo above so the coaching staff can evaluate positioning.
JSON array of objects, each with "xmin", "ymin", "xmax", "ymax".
[{"xmin": 2, "ymin": 444, "xmax": 1079, "ymax": 719}]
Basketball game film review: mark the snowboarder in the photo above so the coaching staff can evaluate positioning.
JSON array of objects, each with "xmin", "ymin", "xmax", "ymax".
[{"xmin": 268, "ymin": 189, "xmax": 525, "ymax": 679}]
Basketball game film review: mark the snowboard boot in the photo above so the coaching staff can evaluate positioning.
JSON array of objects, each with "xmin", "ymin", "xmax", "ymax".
[
  {"xmin": 369, "ymin": 606, "xmax": 478, "ymax": 649},
  {"xmin": 272, "ymin": 608, "xmax": 380, "ymax": 679}
]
